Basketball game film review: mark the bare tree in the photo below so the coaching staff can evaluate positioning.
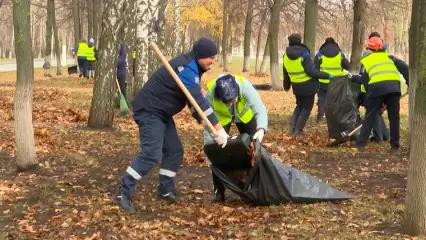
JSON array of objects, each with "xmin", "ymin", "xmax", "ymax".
[
  {"xmin": 43, "ymin": 0, "xmax": 54, "ymax": 77},
  {"xmin": 12, "ymin": 0, "xmax": 38, "ymax": 170},
  {"xmin": 72, "ymin": 0, "xmax": 81, "ymax": 47},
  {"xmin": 303, "ymin": 0, "xmax": 318, "ymax": 53},
  {"xmin": 242, "ymin": 0, "xmax": 255, "ymax": 72},
  {"xmin": 349, "ymin": 0, "xmax": 366, "ymax": 72},
  {"xmin": 52, "ymin": 0, "xmax": 62, "ymax": 75},
  {"xmin": 403, "ymin": 0, "xmax": 426, "ymax": 234},
  {"xmin": 268, "ymin": 0, "xmax": 285, "ymax": 90},
  {"xmin": 255, "ymin": 7, "xmax": 267, "ymax": 74}
]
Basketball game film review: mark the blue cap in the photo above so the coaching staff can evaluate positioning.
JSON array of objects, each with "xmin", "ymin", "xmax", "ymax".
[{"xmin": 215, "ymin": 74, "xmax": 239, "ymax": 102}]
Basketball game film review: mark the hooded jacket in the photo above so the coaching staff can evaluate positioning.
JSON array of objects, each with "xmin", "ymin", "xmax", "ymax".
[
  {"xmin": 314, "ymin": 42, "xmax": 350, "ymax": 89},
  {"xmin": 283, "ymin": 44, "xmax": 330, "ymax": 96}
]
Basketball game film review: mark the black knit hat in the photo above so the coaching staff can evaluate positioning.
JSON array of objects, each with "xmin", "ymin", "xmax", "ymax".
[
  {"xmin": 325, "ymin": 37, "xmax": 336, "ymax": 44},
  {"xmin": 288, "ymin": 33, "xmax": 302, "ymax": 45},
  {"xmin": 369, "ymin": 32, "xmax": 381, "ymax": 39},
  {"xmin": 193, "ymin": 38, "xmax": 218, "ymax": 59}
]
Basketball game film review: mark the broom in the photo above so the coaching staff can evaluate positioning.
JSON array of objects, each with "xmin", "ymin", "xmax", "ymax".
[{"xmin": 115, "ymin": 78, "xmax": 129, "ymax": 118}]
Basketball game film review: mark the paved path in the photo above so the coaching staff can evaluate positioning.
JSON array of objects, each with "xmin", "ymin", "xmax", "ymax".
[{"xmin": 0, "ymin": 58, "xmax": 74, "ymax": 72}]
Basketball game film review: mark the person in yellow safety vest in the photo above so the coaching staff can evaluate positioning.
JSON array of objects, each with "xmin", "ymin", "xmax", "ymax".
[
  {"xmin": 202, "ymin": 73, "xmax": 268, "ymax": 203},
  {"xmin": 86, "ymin": 38, "xmax": 97, "ymax": 79},
  {"xmin": 353, "ymin": 37, "xmax": 409, "ymax": 150},
  {"xmin": 76, "ymin": 39, "xmax": 91, "ymax": 78},
  {"xmin": 314, "ymin": 37, "xmax": 350, "ymax": 123},
  {"xmin": 283, "ymin": 33, "xmax": 332, "ymax": 139}
]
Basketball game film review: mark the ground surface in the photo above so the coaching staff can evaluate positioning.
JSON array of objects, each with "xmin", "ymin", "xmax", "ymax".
[{"xmin": 0, "ymin": 57, "xmax": 413, "ymax": 239}]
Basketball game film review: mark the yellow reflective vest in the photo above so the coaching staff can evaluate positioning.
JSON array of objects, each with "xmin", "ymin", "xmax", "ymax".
[
  {"xmin": 360, "ymin": 52, "xmax": 400, "ymax": 85},
  {"xmin": 318, "ymin": 53, "xmax": 344, "ymax": 84},
  {"xmin": 76, "ymin": 42, "xmax": 90, "ymax": 57},
  {"xmin": 283, "ymin": 54, "xmax": 311, "ymax": 83},
  {"xmin": 207, "ymin": 75, "xmax": 254, "ymax": 126},
  {"xmin": 87, "ymin": 46, "xmax": 96, "ymax": 61}
]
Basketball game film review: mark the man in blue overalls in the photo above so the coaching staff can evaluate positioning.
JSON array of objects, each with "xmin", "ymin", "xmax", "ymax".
[{"xmin": 113, "ymin": 38, "xmax": 229, "ymax": 213}]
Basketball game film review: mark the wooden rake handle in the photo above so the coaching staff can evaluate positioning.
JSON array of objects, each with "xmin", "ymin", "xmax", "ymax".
[{"xmin": 149, "ymin": 42, "xmax": 218, "ymax": 137}]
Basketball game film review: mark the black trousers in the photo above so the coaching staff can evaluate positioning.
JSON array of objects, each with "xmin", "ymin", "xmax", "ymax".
[
  {"xmin": 356, "ymin": 93, "xmax": 400, "ymax": 148},
  {"xmin": 212, "ymin": 117, "xmax": 257, "ymax": 193}
]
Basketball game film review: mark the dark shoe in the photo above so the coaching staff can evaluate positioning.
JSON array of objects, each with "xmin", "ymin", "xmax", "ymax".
[
  {"xmin": 113, "ymin": 194, "xmax": 135, "ymax": 213},
  {"xmin": 157, "ymin": 192, "xmax": 179, "ymax": 203},
  {"xmin": 390, "ymin": 146, "xmax": 399, "ymax": 152},
  {"xmin": 287, "ymin": 115, "xmax": 297, "ymax": 136},
  {"xmin": 292, "ymin": 117, "xmax": 309, "ymax": 139},
  {"xmin": 79, "ymin": 74, "xmax": 82, "ymax": 77},
  {"xmin": 211, "ymin": 189, "xmax": 225, "ymax": 203}
]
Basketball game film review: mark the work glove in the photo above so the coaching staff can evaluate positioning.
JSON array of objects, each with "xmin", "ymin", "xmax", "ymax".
[
  {"xmin": 213, "ymin": 128, "xmax": 229, "ymax": 148},
  {"xmin": 253, "ymin": 129, "xmax": 265, "ymax": 143}
]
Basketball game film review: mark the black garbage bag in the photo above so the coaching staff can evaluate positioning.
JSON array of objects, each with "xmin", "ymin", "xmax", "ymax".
[
  {"xmin": 203, "ymin": 134, "xmax": 354, "ymax": 206},
  {"xmin": 325, "ymin": 75, "xmax": 362, "ymax": 139}
]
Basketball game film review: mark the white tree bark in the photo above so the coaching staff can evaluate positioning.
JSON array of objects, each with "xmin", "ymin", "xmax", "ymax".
[
  {"xmin": 134, "ymin": 0, "xmax": 159, "ymax": 90},
  {"xmin": 172, "ymin": 0, "xmax": 180, "ymax": 57}
]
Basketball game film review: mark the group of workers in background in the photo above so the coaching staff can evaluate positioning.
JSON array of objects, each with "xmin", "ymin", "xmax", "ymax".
[
  {"xmin": 110, "ymin": 30, "xmax": 408, "ymax": 213},
  {"xmin": 283, "ymin": 31, "xmax": 409, "ymax": 150},
  {"xmin": 72, "ymin": 38, "xmax": 135, "ymax": 100}
]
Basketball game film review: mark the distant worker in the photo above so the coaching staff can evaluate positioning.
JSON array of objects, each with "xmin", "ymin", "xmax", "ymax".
[
  {"xmin": 283, "ymin": 33, "xmax": 332, "ymax": 139},
  {"xmin": 314, "ymin": 37, "xmax": 350, "ymax": 123}
]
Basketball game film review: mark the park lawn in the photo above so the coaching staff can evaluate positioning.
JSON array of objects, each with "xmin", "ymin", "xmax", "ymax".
[{"xmin": 0, "ymin": 57, "xmax": 412, "ymax": 239}]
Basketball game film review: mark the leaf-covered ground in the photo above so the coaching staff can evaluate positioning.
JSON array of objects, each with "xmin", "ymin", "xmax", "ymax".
[{"xmin": 0, "ymin": 61, "xmax": 413, "ymax": 239}]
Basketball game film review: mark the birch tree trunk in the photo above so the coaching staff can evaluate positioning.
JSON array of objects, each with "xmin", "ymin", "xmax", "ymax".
[
  {"xmin": 172, "ymin": 0, "xmax": 180, "ymax": 57},
  {"xmin": 269, "ymin": 0, "xmax": 285, "ymax": 90},
  {"xmin": 403, "ymin": 1, "xmax": 426, "ymax": 235},
  {"xmin": 147, "ymin": 0, "xmax": 161, "ymax": 77},
  {"xmin": 52, "ymin": 0, "xmax": 62, "ymax": 75},
  {"xmin": 87, "ymin": 0, "xmax": 93, "ymax": 39},
  {"xmin": 124, "ymin": 0, "xmax": 138, "ymax": 101},
  {"xmin": 242, "ymin": 0, "xmax": 255, "ymax": 72},
  {"xmin": 88, "ymin": 0, "xmax": 126, "ymax": 128},
  {"xmin": 408, "ymin": 0, "xmax": 420, "ymax": 138},
  {"xmin": 12, "ymin": 0, "xmax": 38, "ymax": 171}
]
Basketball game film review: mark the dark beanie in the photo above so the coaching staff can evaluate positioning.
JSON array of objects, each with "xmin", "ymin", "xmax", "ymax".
[
  {"xmin": 325, "ymin": 37, "xmax": 335, "ymax": 44},
  {"xmin": 288, "ymin": 33, "xmax": 302, "ymax": 45},
  {"xmin": 193, "ymin": 38, "xmax": 218, "ymax": 59}
]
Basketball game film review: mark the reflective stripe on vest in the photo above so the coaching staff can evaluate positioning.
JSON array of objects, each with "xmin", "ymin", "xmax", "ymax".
[
  {"xmin": 361, "ymin": 85, "xmax": 366, "ymax": 93},
  {"xmin": 77, "ymin": 42, "xmax": 91, "ymax": 57},
  {"xmin": 283, "ymin": 54, "xmax": 311, "ymax": 83},
  {"xmin": 87, "ymin": 46, "xmax": 96, "ymax": 61},
  {"xmin": 318, "ymin": 53, "xmax": 344, "ymax": 84},
  {"xmin": 360, "ymin": 52, "xmax": 400, "ymax": 85},
  {"xmin": 206, "ymin": 75, "xmax": 254, "ymax": 126},
  {"xmin": 132, "ymin": 51, "xmax": 136, "ymax": 59}
]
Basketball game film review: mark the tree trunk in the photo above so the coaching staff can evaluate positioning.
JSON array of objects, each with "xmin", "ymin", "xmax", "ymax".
[
  {"xmin": 124, "ymin": 0, "xmax": 138, "ymax": 102},
  {"xmin": 12, "ymin": 0, "xmax": 38, "ymax": 171},
  {"xmin": 221, "ymin": 0, "xmax": 229, "ymax": 72},
  {"xmin": 93, "ymin": 0, "xmax": 100, "ymax": 44},
  {"xmin": 52, "ymin": 0, "xmax": 62, "ymax": 75},
  {"xmin": 303, "ymin": 0, "xmax": 318, "ymax": 53},
  {"xmin": 147, "ymin": 0, "xmax": 161, "ymax": 77},
  {"xmin": 408, "ymin": 0, "xmax": 420, "ymax": 138},
  {"xmin": 242, "ymin": 0, "xmax": 255, "ymax": 72},
  {"xmin": 269, "ymin": 0, "xmax": 284, "ymax": 90},
  {"xmin": 260, "ymin": 32, "xmax": 270, "ymax": 73},
  {"xmin": 172, "ymin": 0, "xmax": 181, "ymax": 57},
  {"xmin": 403, "ymin": 1, "xmax": 426, "ymax": 234},
  {"xmin": 88, "ymin": 0, "xmax": 126, "ymax": 128},
  {"xmin": 349, "ymin": 0, "xmax": 366, "ymax": 72},
  {"xmin": 255, "ymin": 9, "xmax": 267, "ymax": 73},
  {"xmin": 87, "ymin": 0, "xmax": 93, "ymax": 39},
  {"xmin": 157, "ymin": 0, "xmax": 168, "ymax": 51},
  {"xmin": 43, "ymin": 0, "xmax": 54, "ymax": 77},
  {"xmin": 72, "ymin": 0, "xmax": 81, "ymax": 47}
]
